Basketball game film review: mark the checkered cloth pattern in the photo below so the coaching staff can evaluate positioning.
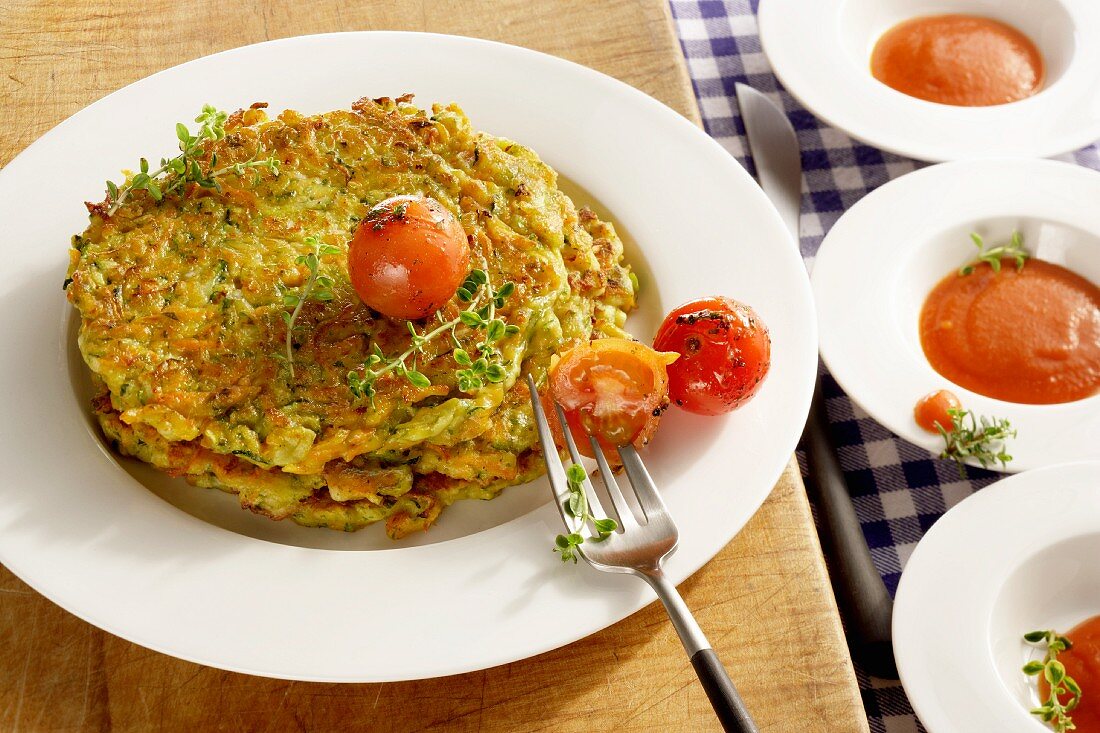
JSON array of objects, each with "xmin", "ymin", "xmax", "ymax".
[{"xmin": 669, "ymin": 2, "xmax": 1100, "ymax": 731}]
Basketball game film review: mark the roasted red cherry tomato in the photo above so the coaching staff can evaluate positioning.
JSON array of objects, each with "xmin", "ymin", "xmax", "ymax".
[
  {"xmin": 914, "ymin": 389, "xmax": 961, "ymax": 433},
  {"xmin": 545, "ymin": 338, "xmax": 678, "ymax": 457},
  {"xmin": 348, "ymin": 195, "xmax": 470, "ymax": 320},
  {"xmin": 653, "ymin": 297, "xmax": 771, "ymax": 415}
]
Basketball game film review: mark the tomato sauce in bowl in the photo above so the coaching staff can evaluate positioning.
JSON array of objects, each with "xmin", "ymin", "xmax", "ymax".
[
  {"xmin": 871, "ymin": 14, "xmax": 1044, "ymax": 107},
  {"xmin": 919, "ymin": 258, "xmax": 1100, "ymax": 404},
  {"xmin": 1039, "ymin": 615, "xmax": 1100, "ymax": 733}
]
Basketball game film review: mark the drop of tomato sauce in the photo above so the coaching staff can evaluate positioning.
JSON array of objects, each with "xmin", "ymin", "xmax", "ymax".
[
  {"xmin": 919, "ymin": 259, "xmax": 1100, "ymax": 404},
  {"xmin": 913, "ymin": 389, "xmax": 961, "ymax": 433},
  {"xmin": 1038, "ymin": 615, "xmax": 1100, "ymax": 733},
  {"xmin": 871, "ymin": 14, "xmax": 1044, "ymax": 106}
]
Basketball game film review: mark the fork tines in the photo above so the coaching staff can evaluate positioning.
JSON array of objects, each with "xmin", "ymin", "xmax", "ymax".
[{"xmin": 526, "ymin": 374, "xmax": 674, "ymax": 549}]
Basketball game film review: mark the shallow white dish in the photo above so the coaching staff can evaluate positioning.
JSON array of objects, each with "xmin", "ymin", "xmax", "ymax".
[
  {"xmin": 758, "ymin": 0, "xmax": 1100, "ymax": 162},
  {"xmin": 812, "ymin": 158, "xmax": 1100, "ymax": 473},
  {"xmin": 0, "ymin": 32, "xmax": 817, "ymax": 681},
  {"xmin": 894, "ymin": 460, "xmax": 1100, "ymax": 732}
]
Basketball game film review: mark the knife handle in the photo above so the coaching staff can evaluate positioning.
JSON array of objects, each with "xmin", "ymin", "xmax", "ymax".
[{"xmin": 803, "ymin": 377, "xmax": 898, "ymax": 679}]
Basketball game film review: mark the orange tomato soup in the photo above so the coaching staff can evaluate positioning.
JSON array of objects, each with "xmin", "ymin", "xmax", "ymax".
[
  {"xmin": 919, "ymin": 259, "xmax": 1100, "ymax": 404},
  {"xmin": 871, "ymin": 15, "xmax": 1044, "ymax": 106},
  {"xmin": 1039, "ymin": 615, "xmax": 1100, "ymax": 733}
]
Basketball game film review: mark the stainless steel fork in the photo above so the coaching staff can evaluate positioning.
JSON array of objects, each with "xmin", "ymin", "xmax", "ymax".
[{"xmin": 526, "ymin": 375, "xmax": 759, "ymax": 733}]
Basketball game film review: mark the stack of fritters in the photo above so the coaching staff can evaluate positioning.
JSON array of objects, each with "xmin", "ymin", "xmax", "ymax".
[{"xmin": 67, "ymin": 96, "xmax": 635, "ymax": 537}]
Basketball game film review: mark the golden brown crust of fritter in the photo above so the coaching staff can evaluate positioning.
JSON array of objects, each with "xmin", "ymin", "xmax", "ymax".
[{"xmin": 70, "ymin": 97, "xmax": 635, "ymax": 537}]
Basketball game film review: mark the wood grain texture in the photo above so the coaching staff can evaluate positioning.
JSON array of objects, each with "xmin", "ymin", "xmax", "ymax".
[{"xmin": 0, "ymin": 1, "xmax": 868, "ymax": 731}]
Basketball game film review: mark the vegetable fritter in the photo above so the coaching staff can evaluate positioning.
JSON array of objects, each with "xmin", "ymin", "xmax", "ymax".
[{"xmin": 67, "ymin": 96, "xmax": 635, "ymax": 537}]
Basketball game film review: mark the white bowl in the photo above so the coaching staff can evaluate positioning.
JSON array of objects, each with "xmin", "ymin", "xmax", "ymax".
[
  {"xmin": 758, "ymin": 0, "xmax": 1100, "ymax": 161},
  {"xmin": 812, "ymin": 158, "xmax": 1100, "ymax": 473},
  {"xmin": 894, "ymin": 461, "xmax": 1100, "ymax": 732}
]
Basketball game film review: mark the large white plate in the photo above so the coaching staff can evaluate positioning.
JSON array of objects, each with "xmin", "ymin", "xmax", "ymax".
[
  {"xmin": 759, "ymin": 0, "xmax": 1100, "ymax": 161},
  {"xmin": 0, "ymin": 32, "xmax": 817, "ymax": 681},
  {"xmin": 894, "ymin": 461, "xmax": 1100, "ymax": 732},
  {"xmin": 812, "ymin": 159, "xmax": 1100, "ymax": 473}
]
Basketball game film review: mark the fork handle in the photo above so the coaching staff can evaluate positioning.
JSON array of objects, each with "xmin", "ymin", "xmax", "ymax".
[
  {"xmin": 691, "ymin": 648, "xmax": 759, "ymax": 733},
  {"xmin": 646, "ymin": 572, "xmax": 759, "ymax": 733}
]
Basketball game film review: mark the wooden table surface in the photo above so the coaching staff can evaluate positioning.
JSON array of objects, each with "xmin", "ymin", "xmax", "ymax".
[{"xmin": 0, "ymin": 2, "xmax": 867, "ymax": 731}]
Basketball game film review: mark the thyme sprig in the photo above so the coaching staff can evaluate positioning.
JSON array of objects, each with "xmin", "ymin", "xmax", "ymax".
[
  {"xmin": 936, "ymin": 407, "xmax": 1016, "ymax": 477},
  {"xmin": 1023, "ymin": 629, "xmax": 1081, "ymax": 732},
  {"xmin": 279, "ymin": 237, "xmax": 341, "ymax": 378},
  {"xmin": 346, "ymin": 269, "xmax": 520, "ymax": 404},
  {"xmin": 555, "ymin": 464, "xmax": 618, "ymax": 563},
  {"xmin": 104, "ymin": 105, "xmax": 279, "ymax": 216},
  {"xmin": 959, "ymin": 231, "xmax": 1029, "ymax": 276}
]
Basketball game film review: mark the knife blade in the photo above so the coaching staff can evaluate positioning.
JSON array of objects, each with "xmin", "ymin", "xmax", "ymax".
[
  {"xmin": 734, "ymin": 82, "xmax": 898, "ymax": 679},
  {"xmin": 734, "ymin": 84, "xmax": 801, "ymax": 245}
]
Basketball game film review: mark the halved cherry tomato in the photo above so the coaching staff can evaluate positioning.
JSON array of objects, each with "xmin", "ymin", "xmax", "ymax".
[
  {"xmin": 544, "ymin": 338, "xmax": 678, "ymax": 457},
  {"xmin": 914, "ymin": 389, "xmax": 961, "ymax": 433},
  {"xmin": 653, "ymin": 297, "xmax": 771, "ymax": 415},
  {"xmin": 348, "ymin": 195, "xmax": 471, "ymax": 320}
]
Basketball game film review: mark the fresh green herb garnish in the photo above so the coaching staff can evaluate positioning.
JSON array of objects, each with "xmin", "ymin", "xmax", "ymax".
[
  {"xmin": 279, "ymin": 237, "xmax": 341, "ymax": 378},
  {"xmin": 959, "ymin": 231, "xmax": 1029, "ymax": 276},
  {"xmin": 555, "ymin": 464, "xmax": 617, "ymax": 563},
  {"xmin": 1023, "ymin": 629, "xmax": 1081, "ymax": 732},
  {"xmin": 104, "ymin": 105, "xmax": 279, "ymax": 216},
  {"xmin": 346, "ymin": 269, "xmax": 519, "ymax": 404},
  {"xmin": 936, "ymin": 407, "xmax": 1016, "ymax": 477}
]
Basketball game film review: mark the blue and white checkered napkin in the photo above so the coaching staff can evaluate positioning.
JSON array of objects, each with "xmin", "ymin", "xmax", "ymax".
[{"xmin": 669, "ymin": 1, "xmax": 1100, "ymax": 730}]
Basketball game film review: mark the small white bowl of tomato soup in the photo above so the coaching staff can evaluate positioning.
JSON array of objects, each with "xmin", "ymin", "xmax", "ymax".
[
  {"xmin": 758, "ymin": 0, "xmax": 1100, "ymax": 161},
  {"xmin": 811, "ymin": 158, "xmax": 1100, "ymax": 473},
  {"xmin": 894, "ymin": 461, "xmax": 1100, "ymax": 733}
]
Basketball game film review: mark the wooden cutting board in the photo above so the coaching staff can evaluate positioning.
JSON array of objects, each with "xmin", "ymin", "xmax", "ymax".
[{"xmin": 0, "ymin": 2, "xmax": 868, "ymax": 730}]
